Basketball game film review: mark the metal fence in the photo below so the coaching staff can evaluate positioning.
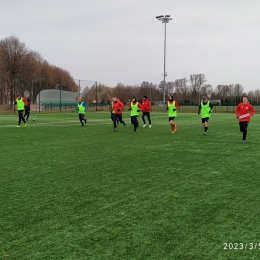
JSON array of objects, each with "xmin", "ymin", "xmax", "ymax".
[
  {"xmin": 0, "ymin": 74, "xmax": 97, "ymax": 113},
  {"xmin": 0, "ymin": 74, "xmax": 259, "ymax": 114},
  {"xmin": 78, "ymin": 102, "xmax": 260, "ymax": 114}
]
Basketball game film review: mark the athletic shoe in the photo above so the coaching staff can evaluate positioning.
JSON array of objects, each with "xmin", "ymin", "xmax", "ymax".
[
  {"xmin": 16, "ymin": 125, "xmax": 20, "ymax": 128},
  {"xmin": 24, "ymin": 123, "xmax": 27, "ymax": 127},
  {"xmin": 203, "ymin": 132, "xmax": 206, "ymax": 136},
  {"xmin": 149, "ymin": 124, "xmax": 152, "ymax": 128},
  {"xmin": 242, "ymin": 140, "xmax": 246, "ymax": 143},
  {"xmin": 143, "ymin": 124, "xmax": 146, "ymax": 128},
  {"xmin": 114, "ymin": 128, "xmax": 117, "ymax": 131},
  {"xmin": 123, "ymin": 122, "xmax": 126, "ymax": 126},
  {"xmin": 172, "ymin": 130, "xmax": 176, "ymax": 134},
  {"xmin": 84, "ymin": 119, "xmax": 87, "ymax": 124}
]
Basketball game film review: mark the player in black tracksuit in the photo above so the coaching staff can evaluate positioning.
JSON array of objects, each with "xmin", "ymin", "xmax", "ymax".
[{"xmin": 24, "ymin": 98, "xmax": 31, "ymax": 121}]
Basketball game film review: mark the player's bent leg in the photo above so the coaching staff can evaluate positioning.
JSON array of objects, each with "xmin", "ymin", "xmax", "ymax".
[
  {"xmin": 113, "ymin": 114, "xmax": 118, "ymax": 130},
  {"xmin": 136, "ymin": 116, "xmax": 139, "ymax": 128},
  {"xmin": 172, "ymin": 122, "xmax": 177, "ymax": 133},
  {"xmin": 27, "ymin": 112, "xmax": 30, "ymax": 121},
  {"xmin": 147, "ymin": 113, "xmax": 152, "ymax": 126},
  {"xmin": 142, "ymin": 113, "xmax": 146, "ymax": 125},
  {"xmin": 170, "ymin": 120, "xmax": 176, "ymax": 134},
  {"xmin": 79, "ymin": 114, "xmax": 84, "ymax": 126},
  {"xmin": 239, "ymin": 122, "xmax": 243, "ymax": 132},
  {"xmin": 119, "ymin": 115, "xmax": 125, "ymax": 126},
  {"xmin": 242, "ymin": 122, "xmax": 249, "ymax": 142},
  {"xmin": 204, "ymin": 120, "xmax": 209, "ymax": 135}
]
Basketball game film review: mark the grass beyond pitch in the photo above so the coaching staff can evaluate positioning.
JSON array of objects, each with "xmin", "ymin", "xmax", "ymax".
[{"xmin": 1, "ymin": 112, "xmax": 260, "ymax": 260}]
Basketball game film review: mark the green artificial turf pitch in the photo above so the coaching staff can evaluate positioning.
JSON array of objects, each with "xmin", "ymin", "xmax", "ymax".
[{"xmin": 1, "ymin": 112, "xmax": 260, "ymax": 260}]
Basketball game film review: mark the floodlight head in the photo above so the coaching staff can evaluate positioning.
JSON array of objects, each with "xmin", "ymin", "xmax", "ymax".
[
  {"xmin": 165, "ymin": 15, "xmax": 171, "ymax": 17},
  {"xmin": 156, "ymin": 15, "xmax": 164, "ymax": 19}
]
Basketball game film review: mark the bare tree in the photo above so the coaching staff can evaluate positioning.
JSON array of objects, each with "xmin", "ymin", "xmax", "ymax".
[
  {"xmin": 189, "ymin": 74, "xmax": 206, "ymax": 102},
  {"xmin": 138, "ymin": 81, "xmax": 159, "ymax": 101},
  {"xmin": 248, "ymin": 90, "xmax": 254, "ymax": 102},
  {"xmin": 81, "ymin": 86, "xmax": 90, "ymax": 101},
  {"xmin": 233, "ymin": 84, "xmax": 243, "ymax": 96},
  {"xmin": 214, "ymin": 84, "xmax": 233, "ymax": 102},
  {"xmin": 138, "ymin": 81, "xmax": 150, "ymax": 99},
  {"xmin": 0, "ymin": 36, "xmax": 79, "ymax": 106},
  {"xmin": 200, "ymin": 84, "xmax": 213, "ymax": 98},
  {"xmin": 0, "ymin": 35, "xmax": 29, "ymax": 75},
  {"xmin": 97, "ymin": 83, "xmax": 113, "ymax": 103},
  {"xmin": 172, "ymin": 78, "xmax": 189, "ymax": 102},
  {"xmin": 0, "ymin": 36, "xmax": 30, "ymax": 101},
  {"xmin": 112, "ymin": 83, "xmax": 127, "ymax": 103},
  {"xmin": 253, "ymin": 89, "xmax": 260, "ymax": 105}
]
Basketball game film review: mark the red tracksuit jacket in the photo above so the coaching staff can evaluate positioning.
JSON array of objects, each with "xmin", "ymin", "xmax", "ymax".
[
  {"xmin": 112, "ymin": 100, "xmax": 124, "ymax": 114},
  {"xmin": 142, "ymin": 99, "xmax": 151, "ymax": 112},
  {"xmin": 235, "ymin": 102, "xmax": 255, "ymax": 122}
]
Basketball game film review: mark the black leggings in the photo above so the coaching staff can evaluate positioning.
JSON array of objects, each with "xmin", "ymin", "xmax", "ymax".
[
  {"xmin": 131, "ymin": 116, "xmax": 139, "ymax": 131},
  {"xmin": 239, "ymin": 121, "xmax": 249, "ymax": 140},
  {"xmin": 142, "ymin": 112, "xmax": 151, "ymax": 124},
  {"xmin": 113, "ymin": 114, "xmax": 125, "ymax": 129},
  {"xmin": 111, "ymin": 112, "xmax": 119, "ymax": 124},
  {"xmin": 24, "ymin": 109, "xmax": 30, "ymax": 121},
  {"xmin": 18, "ymin": 110, "xmax": 26, "ymax": 125}
]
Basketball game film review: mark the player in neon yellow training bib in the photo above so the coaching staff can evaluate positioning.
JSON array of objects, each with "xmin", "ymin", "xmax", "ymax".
[
  {"xmin": 77, "ymin": 97, "xmax": 88, "ymax": 126},
  {"xmin": 198, "ymin": 96, "xmax": 213, "ymax": 135},
  {"xmin": 128, "ymin": 97, "xmax": 143, "ymax": 133},
  {"xmin": 15, "ymin": 93, "xmax": 27, "ymax": 127},
  {"xmin": 166, "ymin": 95, "xmax": 179, "ymax": 134}
]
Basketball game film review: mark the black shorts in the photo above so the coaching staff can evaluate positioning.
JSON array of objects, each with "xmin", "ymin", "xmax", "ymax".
[
  {"xmin": 169, "ymin": 117, "xmax": 175, "ymax": 122},
  {"xmin": 143, "ymin": 112, "xmax": 150, "ymax": 116},
  {"xmin": 113, "ymin": 114, "xmax": 123, "ymax": 122},
  {"xmin": 239, "ymin": 121, "xmax": 249, "ymax": 132},
  {"xmin": 201, "ymin": 117, "xmax": 209, "ymax": 123},
  {"xmin": 131, "ymin": 115, "xmax": 138, "ymax": 124}
]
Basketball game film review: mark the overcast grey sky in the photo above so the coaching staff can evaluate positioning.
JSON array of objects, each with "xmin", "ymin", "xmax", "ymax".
[{"xmin": 1, "ymin": 0, "xmax": 260, "ymax": 91}]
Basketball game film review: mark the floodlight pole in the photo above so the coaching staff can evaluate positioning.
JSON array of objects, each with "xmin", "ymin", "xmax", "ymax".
[
  {"xmin": 79, "ymin": 80, "xmax": 80, "ymax": 96},
  {"xmin": 59, "ymin": 78, "xmax": 61, "ymax": 112},
  {"xmin": 163, "ymin": 21, "xmax": 167, "ymax": 111},
  {"xmin": 156, "ymin": 15, "xmax": 172, "ymax": 112},
  {"xmin": 12, "ymin": 74, "xmax": 16, "ymax": 114}
]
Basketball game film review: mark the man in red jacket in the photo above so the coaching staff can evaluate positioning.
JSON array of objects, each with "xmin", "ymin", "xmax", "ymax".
[
  {"xmin": 142, "ymin": 95, "xmax": 152, "ymax": 128},
  {"xmin": 235, "ymin": 95, "xmax": 255, "ymax": 143},
  {"xmin": 112, "ymin": 97, "xmax": 125, "ymax": 131}
]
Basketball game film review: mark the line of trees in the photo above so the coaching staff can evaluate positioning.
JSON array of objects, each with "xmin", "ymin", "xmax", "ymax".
[
  {"xmin": 1, "ymin": 35, "xmax": 260, "ymax": 107},
  {"xmin": 0, "ymin": 35, "xmax": 78, "ymax": 104},
  {"xmin": 84, "ymin": 77, "xmax": 260, "ymax": 105}
]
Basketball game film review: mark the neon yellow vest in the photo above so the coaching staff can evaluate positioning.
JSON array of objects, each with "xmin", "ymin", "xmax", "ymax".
[
  {"xmin": 131, "ymin": 102, "xmax": 139, "ymax": 116},
  {"xmin": 201, "ymin": 101, "xmax": 211, "ymax": 118},
  {"xmin": 78, "ymin": 102, "xmax": 85, "ymax": 114},
  {"xmin": 16, "ymin": 98, "xmax": 25, "ymax": 110},
  {"xmin": 168, "ymin": 101, "xmax": 177, "ymax": 117},
  {"xmin": 111, "ymin": 101, "xmax": 114, "ymax": 114}
]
